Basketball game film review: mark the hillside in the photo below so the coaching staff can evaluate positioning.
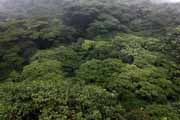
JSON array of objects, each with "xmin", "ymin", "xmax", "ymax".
[{"xmin": 0, "ymin": 0, "xmax": 180, "ymax": 120}]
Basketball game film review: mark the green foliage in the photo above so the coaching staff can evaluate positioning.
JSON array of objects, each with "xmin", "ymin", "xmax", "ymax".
[
  {"xmin": 164, "ymin": 27, "xmax": 180, "ymax": 62},
  {"xmin": 1, "ymin": 31, "xmax": 180, "ymax": 119},
  {"xmin": 87, "ymin": 14, "xmax": 126, "ymax": 37},
  {"xmin": 31, "ymin": 46, "xmax": 82, "ymax": 77},
  {"xmin": 81, "ymin": 40, "xmax": 95, "ymax": 50},
  {"xmin": 77, "ymin": 59, "xmax": 124, "ymax": 83},
  {"xmin": 145, "ymin": 105, "xmax": 180, "ymax": 120},
  {"xmin": 125, "ymin": 109, "xmax": 152, "ymax": 120},
  {"xmin": 21, "ymin": 59, "xmax": 63, "ymax": 81},
  {"xmin": 77, "ymin": 85, "xmax": 124, "ymax": 119},
  {"xmin": 1, "ymin": 80, "xmax": 70, "ymax": 120},
  {"xmin": 0, "ymin": 80, "xmax": 125, "ymax": 120},
  {"xmin": 62, "ymin": 4, "xmax": 99, "ymax": 31},
  {"xmin": 0, "ymin": 0, "xmax": 180, "ymax": 119},
  {"xmin": 7, "ymin": 70, "xmax": 21, "ymax": 82}
]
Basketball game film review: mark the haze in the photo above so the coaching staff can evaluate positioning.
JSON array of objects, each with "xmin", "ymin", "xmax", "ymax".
[
  {"xmin": 167, "ymin": 0, "xmax": 180, "ymax": 2},
  {"xmin": 156, "ymin": 0, "xmax": 180, "ymax": 2}
]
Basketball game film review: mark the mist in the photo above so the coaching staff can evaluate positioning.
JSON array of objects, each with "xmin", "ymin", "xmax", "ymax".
[
  {"xmin": 151, "ymin": 0, "xmax": 180, "ymax": 3},
  {"xmin": 0, "ymin": 0, "xmax": 180, "ymax": 19},
  {"xmin": 163, "ymin": 0, "xmax": 180, "ymax": 2},
  {"xmin": 0, "ymin": 0, "xmax": 180, "ymax": 119}
]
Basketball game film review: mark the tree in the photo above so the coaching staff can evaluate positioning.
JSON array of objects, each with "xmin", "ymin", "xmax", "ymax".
[
  {"xmin": 87, "ymin": 14, "xmax": 127, "ymax": 37},
  {"xmin": 77, "ymin": 59, "xmax": 124, "ymax": 83},
  {"xmin": 21, "ymin": 59, "xmax": 63, "ymax": 81},
  {"xmin": 165, "ymin": 27, "xmax": 180, "ymax": 62},
  {"xmin": 62, "ymin": 4, "xmax": 99, "ymax": 32},
  {"xmin": 0, "ymin": 80, "xmax": 70, "ymax": 120},
  {"xmin": 145, "ymin": 105, "xmax": 180, "ymax": 120}
]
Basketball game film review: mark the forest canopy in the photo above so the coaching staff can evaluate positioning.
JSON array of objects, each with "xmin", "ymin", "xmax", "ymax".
[{"xmin": 0, "ymin": 0, "xmax": 180, "ymax": 120}]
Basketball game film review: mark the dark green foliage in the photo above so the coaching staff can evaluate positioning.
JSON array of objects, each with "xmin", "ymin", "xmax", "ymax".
[
  {"xmin": 145, "ymin": 105, "xmax": 180, "ymax": 120},
  {"xmin": 1, "ymin": 32, "xmax": 180, "ymax": 119},
  {"xmin": 77, "ymin": 59, "xmax": 124, "ymax": 83},
  {"xmin": 164, "ymin": 27, "xmax": 180, "ymax": 63},
  {"xmin": 62, "ymin": 4, "xmax": 99, "ymax": 31},
  {"xmin": 87, "ymin": 14, "xmax": 128, "ymax": 37},
  {"xmin": 0, "ymin": 0, "xmax": 180, "ymax": 119}
]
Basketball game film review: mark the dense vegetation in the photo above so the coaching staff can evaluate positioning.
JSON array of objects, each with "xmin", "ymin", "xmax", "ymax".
[{"xmin": 0, "ymin": 0, "xmax": 180, "ymax": 119}]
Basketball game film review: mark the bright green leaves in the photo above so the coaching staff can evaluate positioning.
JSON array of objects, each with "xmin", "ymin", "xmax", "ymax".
[
  {"xmin": 1, "ymin": 30, "xmax": 180, "ymax": 120},
  {"xmin": 77, "ymin": 85, "xmax": 124, "ymax": 120},
  {"xmin": 1, "ymin": 80, "xmax": 70, "ymax": 120},
  {"xmin": 106, "ymin": 64, "xmax": 176, "ymax": 103},
  {"xmin": 0, "ymin": 80, "xmax": 124, "ymax": 120},
  {"xmin": 21, "ymin": 60, "xmax": 62, "ymax": 81},
  {"xmin": 77, "ymin": 33, "xmax": 179, "ymax": 104},
  {"xmin": 82, "ymin": 40, "xmax": 95, "ymax": 50},
  {"xmin": 114, "ymin": 33, "xmax": 160, "ymax": 67},
  {"xmin": 77, "ymin": 59, "xmax": 124, "ymax": 83},
  {"xmin": 31, "ymin": 46, "xmax": 82, "ymax": 77},
  {"xmin": 0, "ymin": 1, "xmax": 180, "ymax": 119}
]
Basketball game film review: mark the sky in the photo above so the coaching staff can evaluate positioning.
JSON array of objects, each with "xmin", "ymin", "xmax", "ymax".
[
  {"xmin": 169, "ymin": 0, "xmax": 180, "ymax": 2},
  {"xmin": 0, "ymin": 0, "xmax": 180, "ymax": 4},
  {"xmin": 0, "ymin": 0, "xmax": 179, "ymax": 2},
  {"xmin": 165, "ymin": 0, "xmax": 180, "ymax": 2},
  {"xmin": 151, "ymin": 0, "xmax": 180, "ymax": 2}
]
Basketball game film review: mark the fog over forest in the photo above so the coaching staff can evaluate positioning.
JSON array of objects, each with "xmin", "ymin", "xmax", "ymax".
[{"xmin": 0, "ymin": 0, "xmax": 180, "ymax": 120}]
